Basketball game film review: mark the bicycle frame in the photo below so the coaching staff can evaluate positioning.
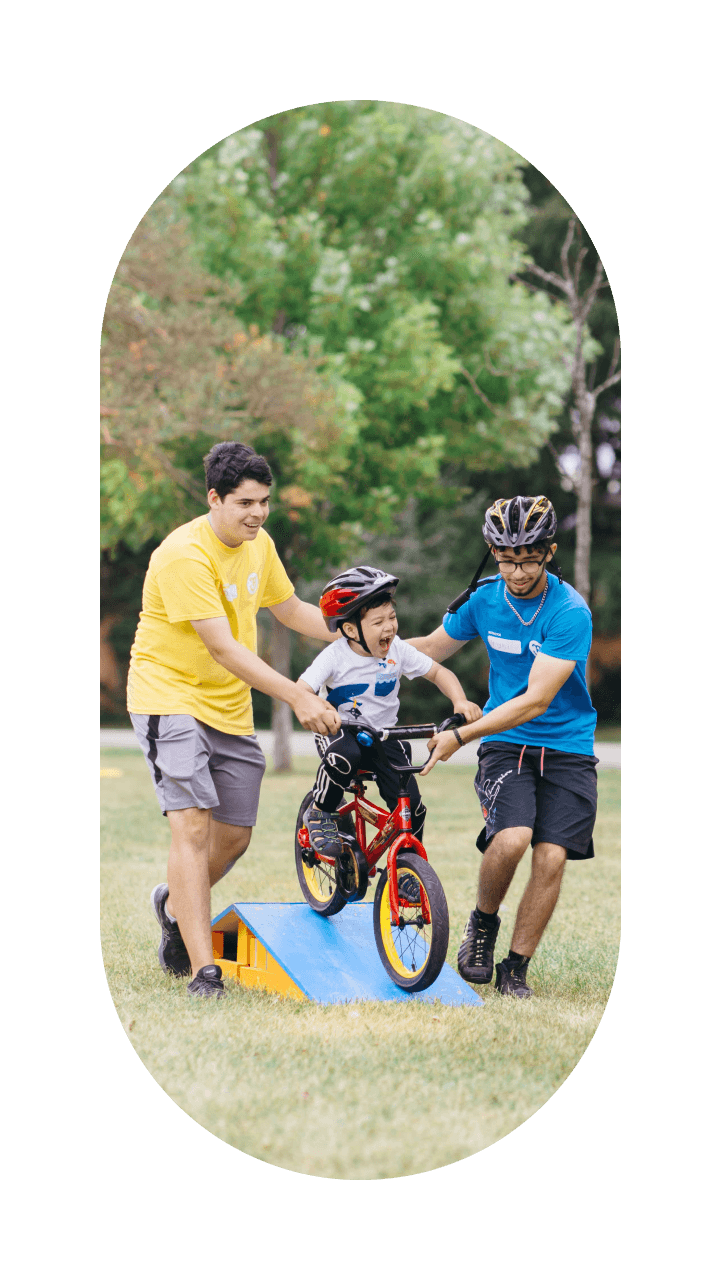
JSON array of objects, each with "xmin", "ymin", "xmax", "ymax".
[
  {"xmin": 298, "ymin": 715, "xmax": 465, "ymax": 927},
  {"xmin": 337, "ymin": 778, "xmax": 430, "ymax": 927}
]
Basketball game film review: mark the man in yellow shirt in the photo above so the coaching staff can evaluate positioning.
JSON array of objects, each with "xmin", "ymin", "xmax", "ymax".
[{"xmin": 128, "ymin": 441, "xmax": 341, "ymax": 998}]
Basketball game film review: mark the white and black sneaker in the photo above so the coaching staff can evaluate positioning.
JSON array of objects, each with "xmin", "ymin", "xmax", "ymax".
[
  {"xmin": 151, "ymin": 883, "xmax": 191, "ymax": 976},
  {"xmin": 457, "ymin": 908, "xmax": 501, "ymax": 984},
  {"xmin": 303, "ymin": 803, "xmax": 343, "ymax": 859},
  {"xmin": 187, "ymin": 964, "xmax": 226, "ymax": 999}
]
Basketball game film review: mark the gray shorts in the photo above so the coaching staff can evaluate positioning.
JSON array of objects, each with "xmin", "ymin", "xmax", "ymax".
[{"xmin": 130, "ymin": 714, "xmax": 266, "ymax": 826}]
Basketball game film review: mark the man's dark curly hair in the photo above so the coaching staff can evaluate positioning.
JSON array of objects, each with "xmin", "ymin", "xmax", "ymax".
[
  {"xmin": 490, "ymin": 537, "xmax": 555, "ymax": 558},
  {"xmin": 203, "ymin": 442, "xmax": 273, "ymax": 499}
]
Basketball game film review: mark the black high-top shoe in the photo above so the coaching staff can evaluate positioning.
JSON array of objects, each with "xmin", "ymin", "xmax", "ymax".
[
  {"xmin": 495, "ymin": 956, "xmax": 533, "ymax": 998},
  {"xmin": 457, "ymin": 908, "xmax": 501, "ymax": 984}
]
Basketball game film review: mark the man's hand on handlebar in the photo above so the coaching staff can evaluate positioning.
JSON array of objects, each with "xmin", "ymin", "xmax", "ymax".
[
  {"xmin": 292, "ymin": 684, "xmax": 341, "ymax": 735},
  {"xmin": 420, "ymin": 727, "xmax": 467, "ymax": 775}
]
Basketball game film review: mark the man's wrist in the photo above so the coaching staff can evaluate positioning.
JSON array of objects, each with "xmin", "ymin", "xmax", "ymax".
[{"xmin": 291, "ymin": 684, "xmax": 318, "ymax": 710}]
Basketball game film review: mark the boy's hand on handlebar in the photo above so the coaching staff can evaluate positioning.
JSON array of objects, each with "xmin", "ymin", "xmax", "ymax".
[
  {"xmin": 420, "ymin": 729, "xmax": 462, "ymax": 775},
  {"xmin": 292, "ymin": 687, "xmax": 341, "ymax": 735},
  {"xmin": 453, "ymin": 699, "xmax": 483, "ymax": 724}
]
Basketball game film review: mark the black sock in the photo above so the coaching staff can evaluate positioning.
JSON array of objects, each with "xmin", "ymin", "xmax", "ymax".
[
  {"xmin": 506, "ymin": 949, "xmax": 529, "ymax": 970},
  {"xmin": 475, "ymin": 907, "xmax": 499, "ymax": 926}
]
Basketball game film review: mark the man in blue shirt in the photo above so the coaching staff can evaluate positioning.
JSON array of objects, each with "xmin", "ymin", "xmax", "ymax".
[{"xmin": 411, "ymin": 495, "xmax": 598, "ymax": 998}]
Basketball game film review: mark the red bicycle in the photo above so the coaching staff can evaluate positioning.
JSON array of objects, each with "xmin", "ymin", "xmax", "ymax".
[{"xmin": 295, "ymin": 716, "xmax": 465, "ymax": 992}]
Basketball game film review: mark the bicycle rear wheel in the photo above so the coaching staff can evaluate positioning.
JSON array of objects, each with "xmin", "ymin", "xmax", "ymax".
[{"xmin": 373, "ymin": 851, "xmax": 449, "ymax": 991}]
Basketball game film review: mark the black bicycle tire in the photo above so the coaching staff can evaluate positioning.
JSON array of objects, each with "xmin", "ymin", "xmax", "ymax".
[{"xmin": 372, "ymin": 851, "xmax": 449, "ymax": 991}]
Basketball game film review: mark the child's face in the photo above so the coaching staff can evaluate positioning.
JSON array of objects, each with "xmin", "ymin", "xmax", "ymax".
[{"xmin": 346, "ymin": 601, "xmax": 398, "ymax": 658}]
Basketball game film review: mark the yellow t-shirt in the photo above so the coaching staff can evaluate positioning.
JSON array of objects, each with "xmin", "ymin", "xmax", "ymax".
[{"xmin": 127, "ymin": 517, "xmax": 294, "ymax": 734}]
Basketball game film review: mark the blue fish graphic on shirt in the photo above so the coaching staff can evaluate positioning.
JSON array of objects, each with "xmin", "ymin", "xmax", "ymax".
[{"xmin": 326, "ymin": 682, "xmax": 369, "ymax": 709}]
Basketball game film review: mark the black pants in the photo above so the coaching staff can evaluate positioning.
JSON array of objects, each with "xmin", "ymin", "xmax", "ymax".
[{"xmin": 313, "ymin": 728, "xmax": 426, "ymax": 840}]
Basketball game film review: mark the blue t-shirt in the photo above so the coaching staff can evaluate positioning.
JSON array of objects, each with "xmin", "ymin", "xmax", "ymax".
[{"xmin": 443, "ymin": 573, "xmax": 597, "ymax": 755}]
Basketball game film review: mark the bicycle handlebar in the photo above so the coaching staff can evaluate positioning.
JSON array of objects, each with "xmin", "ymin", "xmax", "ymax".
[
  {"xmin": 346, "ymin": 714, "xmax": 467, "ymax": 775},
  {"xmin": 348, "ymin": 713, "xmax": 465, "ymax": 743}
]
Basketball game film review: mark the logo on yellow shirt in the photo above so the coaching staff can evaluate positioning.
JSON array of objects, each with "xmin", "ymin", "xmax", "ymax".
[
  {"xmin": 246, "ymin": 572, "xmax": 259, "ymax": 595},
  {"xmin": 223, "ymin": 584, "xmax": 238, "ymax": 601}
]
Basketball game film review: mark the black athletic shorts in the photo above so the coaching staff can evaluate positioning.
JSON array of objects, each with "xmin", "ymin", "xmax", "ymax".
[{"xmin": 474, "ymin": 741, "xmax": 599, "ymax": 861}]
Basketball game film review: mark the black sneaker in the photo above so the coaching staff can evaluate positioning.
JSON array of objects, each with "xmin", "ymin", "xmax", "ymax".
[
  {"xmin": 151, "ymin": 883, "xmax": 191, "ymax": 976},
  {"xmin": 495, "ymin": 957, "xmax": 534, "ymax": 998},
  {"xmin": 398, "ymin": 873, "xmax": 421, "ymax": 904},
  {"xmin": 187, "ymin": 964, "xmax": 226, "ymax": 999},
  {"xmin": 457, "ymin": 908, "xmax": 501, "ymax": 984},
  {"xmin": 303, "ymin": 803, "xmax": 343, "ymax": 859}
]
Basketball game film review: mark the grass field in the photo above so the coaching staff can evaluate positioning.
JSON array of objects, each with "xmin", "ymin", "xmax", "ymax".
[{"xmin": 101, "ymin": 749, "xmax": 620, "ymax": 1180}]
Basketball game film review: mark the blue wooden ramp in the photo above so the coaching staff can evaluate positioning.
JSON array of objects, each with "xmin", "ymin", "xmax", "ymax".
[{"xmin": 211, "ymin": 902, "xmax": 483, "ymax": 1007}]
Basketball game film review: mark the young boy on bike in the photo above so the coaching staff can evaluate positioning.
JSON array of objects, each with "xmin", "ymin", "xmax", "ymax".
[{"xmin": 297, "ymin": 565, "xmax": 481, "ymax": 860}]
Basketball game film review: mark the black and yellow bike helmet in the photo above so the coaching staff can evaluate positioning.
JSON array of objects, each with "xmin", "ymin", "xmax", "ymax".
[
  {"xmin": 483, "ymin": 495, "xmax": 558, "ymax": 548},
  {"xmin": 447, "ymin": 496, "xmax": 560, "ymax": 614}
]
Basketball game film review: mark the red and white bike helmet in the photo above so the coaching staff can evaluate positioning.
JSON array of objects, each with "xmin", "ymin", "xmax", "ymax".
[{"xmin": 320, "ymin": 566, "xmax": 399, "ymax": 651}]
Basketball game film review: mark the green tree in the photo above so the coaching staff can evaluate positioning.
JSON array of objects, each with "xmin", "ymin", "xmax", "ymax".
[
  {"xmin": 101, "ymin": 200, "xmax": 363, "ymax": 556},
  {"xmin": 103, "ymin": 107, "xmax": 592, "ymax": 746},
  {"xmin": 173, "ymin": 102, "xmax": 575, "ymax": 512}
]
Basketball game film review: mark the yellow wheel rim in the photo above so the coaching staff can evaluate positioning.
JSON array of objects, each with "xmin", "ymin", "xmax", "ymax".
[
  {"xmin": 378, "ymin": 869, "xmax": 432, "ymax": 979},
  {"xmin": 302, "ymin": 855, "xmax": 336, "ymax": 903}
]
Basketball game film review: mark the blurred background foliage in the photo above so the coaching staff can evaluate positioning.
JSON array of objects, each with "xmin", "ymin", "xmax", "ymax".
[{"xmin": 101, "ymin": 101, "xmax": 620, "ymax": 729}]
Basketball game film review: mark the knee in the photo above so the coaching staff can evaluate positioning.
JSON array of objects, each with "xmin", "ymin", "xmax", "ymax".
[
  {"xmin": 169, "ymin": 808, "xmax": 211, "ymax": 853},
  {"xmin": 323, "ymin": 749, "xmax": 354, "ymax": 780},
  {"xmin": 229, "ymin": 828, "xmax": 252, "ymax": 861},
  {"xmin": 486, "ymin": 827, "xmax": 532, "ymax": 863},
  {"xmin": 532, "ymin": 842, "xmax": 566, "ymax": 877}
]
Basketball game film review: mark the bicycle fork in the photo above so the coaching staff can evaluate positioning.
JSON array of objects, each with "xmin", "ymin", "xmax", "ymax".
[{"xmin": 386, "ymin": 785, "xmax": 431, "ymax": 927}]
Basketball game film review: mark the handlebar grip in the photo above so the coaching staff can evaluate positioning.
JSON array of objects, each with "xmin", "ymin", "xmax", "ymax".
[
  {"xmin": 383, "ymin": 724, "xmax": 440, "ymax": 740},
  {"xmin": 437, "ymin": 713, "xmax": 467, "ymax": 733}
]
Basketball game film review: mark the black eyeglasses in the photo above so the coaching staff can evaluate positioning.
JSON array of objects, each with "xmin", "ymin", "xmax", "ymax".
[{"xmin": 495, "ymin": 554, "xmax": 548, "ymax": 574}]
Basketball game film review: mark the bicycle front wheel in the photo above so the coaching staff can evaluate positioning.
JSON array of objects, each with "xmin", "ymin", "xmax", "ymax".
[{"xmin": 373, "ymin": 851, "xmax": 449, "ymax": 992}]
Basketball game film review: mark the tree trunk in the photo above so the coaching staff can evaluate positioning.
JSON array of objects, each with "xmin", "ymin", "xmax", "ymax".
[
  {"xmin": 270, "ymin": 613, "xmax": 293, "ymax": 772},
  {"xmin": 573, "ymin": 391, "xmax": 595, "ymax": 604}
]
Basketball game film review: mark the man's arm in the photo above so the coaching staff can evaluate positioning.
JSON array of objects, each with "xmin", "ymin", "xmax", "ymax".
[
  {"xmin": 422, "ymin": 661, "xmax": 482, "ymax": 723},
  {"xmin": 269, "ymin": 593, "xmax": 335, "ymax": 643},
  {"xmin": 190, "ymin": 616, "xmax": 341, "ymax": 734},
  {"xmin": 420, "ymin": 652, "xmax": 576, "ymax": 773},
  {"xmin": 406, "ymin": 625, "xmax": 466, "ymax": 662}
]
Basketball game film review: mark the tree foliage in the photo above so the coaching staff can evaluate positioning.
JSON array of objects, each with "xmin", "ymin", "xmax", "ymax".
[
  {"xmin": 101, "ymin": 105, "xmax": 620, "ymax": 727},
  {"xmin": 172, "ymin": 103, "xmax": 575, "ymax": 512},
  {"xmin": 101, "ymin": 200, "xmax": 365, "ymax": 572}
]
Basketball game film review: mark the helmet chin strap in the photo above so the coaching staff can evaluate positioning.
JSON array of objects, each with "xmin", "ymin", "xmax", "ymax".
[{"xmin": 340, "ymin": 619, "xmax": 371, "ymax": 653}]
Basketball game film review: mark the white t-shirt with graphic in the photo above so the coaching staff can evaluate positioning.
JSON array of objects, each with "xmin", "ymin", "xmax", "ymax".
[{"xmin": 299, "ymin": 636, "xmax": 433, "ymax": 731}]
